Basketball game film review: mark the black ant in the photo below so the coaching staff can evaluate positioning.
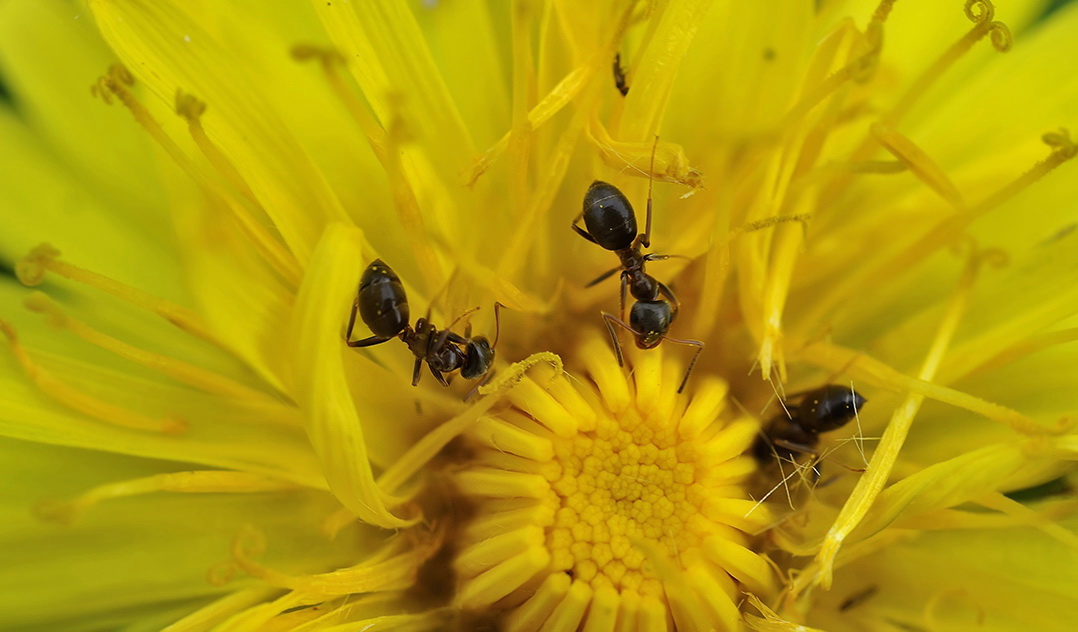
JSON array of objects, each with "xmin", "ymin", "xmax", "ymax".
[
  {"xmin": 613, "ymin": 53, "xmax": 629, "ymax": 96},
  {"xmin": 571, "ymin": 139, "xmax": 703, "ymax": 393},
  {"xmin": 345, "ymin": 259, "xmax": 501, "ymax": 387},
  {"xmin": 752, "ymin": 385, "xmax": 867, "ymax": 465}
]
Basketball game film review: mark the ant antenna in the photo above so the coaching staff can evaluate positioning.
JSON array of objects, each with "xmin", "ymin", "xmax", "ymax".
[
  {"xmin": 491, "ymin": 302, "xmax": 505, "ymax": 347},
  {"xmin": 643, "ymin": 134, "xmax": 659, "ymax": 249},
  {"xmin": 601, "ymin": 312, "xmax": 705, "ymax": 394},
  {"xmin": 442, "ymin": 306, "xmax": 481, "ymax": 333}
]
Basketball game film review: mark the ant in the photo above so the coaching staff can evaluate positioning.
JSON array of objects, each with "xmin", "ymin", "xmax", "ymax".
[
  {"xmin": 613, "ymin": 53, "xmax": 629, "ymax": 96},
  {"xmin": 571, "ymin": 138, "xmax": 703, "ymax": 393},
  {"xmin": 345, "ymin": 259, "xmax": 501, "ymax": 387},
  {"xmin": 752, "ymin": 385, "xmax": 867, "ymax": 465}
]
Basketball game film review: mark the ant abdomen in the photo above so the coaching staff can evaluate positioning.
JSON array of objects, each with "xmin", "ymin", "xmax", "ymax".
[
  {"xmin": 582, "ymin": 181, "xmax": 637, "ymax": 251},
  {"xmin": 358, "ymin": 259, "xmax": 409, "ymax": 337},
  {"xmin": 796, "ymin": 385, "xmax": 867, "ymax": 434}
]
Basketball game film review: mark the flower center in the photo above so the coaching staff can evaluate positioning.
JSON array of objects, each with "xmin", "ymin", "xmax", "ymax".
[{"xmin": 452, "ymin": 332, "xmax": 776, "ymax": 630}]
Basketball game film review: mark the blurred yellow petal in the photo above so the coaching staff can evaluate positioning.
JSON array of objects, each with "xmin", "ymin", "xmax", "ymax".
[{"xmin": 88, "ymin": 0, "xmax": 352, "ymax": 264}]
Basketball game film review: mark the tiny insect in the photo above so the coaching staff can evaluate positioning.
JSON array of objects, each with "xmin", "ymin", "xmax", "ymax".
[
  {"xmin": 344, "ymin": 259, "xmax": 501, "ymax": 387},
  {"xmin": 613, "ymin": 52, "xmax": 629, "ymax": 96},
  {"xmin": 753, "ymin": 385, "xmax": 867, "ymax": 464},
  {"xmin": 571, "ymin": 138, "xmax": 703, "ymax": 393}
]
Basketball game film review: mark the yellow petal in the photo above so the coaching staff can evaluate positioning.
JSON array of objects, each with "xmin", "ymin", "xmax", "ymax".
[
  {"xmin": 0, "ymin": 0, "xmax": 170, "ymax": 240},
  {"xmin": 0, "ymin": 341, "xmax": 323, "ymax": 488},
  {"xmin": 89, "ymin": 0, "xmax": 352, "ymax": 264},
  {"xmin": 814, "ymin": 513, "xmax": 1078, "ymax": 631},
  {"xmin": 0, "ymin": 437, "xmax": 362, "ymax": 630},
  {"xmin": 288, "ymin": 223, "xmax": 416, "ymax": 528}
]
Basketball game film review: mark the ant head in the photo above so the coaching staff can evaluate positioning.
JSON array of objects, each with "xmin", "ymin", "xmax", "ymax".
[
  {"xmin": 629, "ymin": 300, "xmax": 673, "ymax": 349},
  {"xmin": 796, "ymin": 385, "xmax": 867, "ymax": 433},
  {"xmin": 461, "ymin": 336, "xmax": 495, "ymax": 380}
]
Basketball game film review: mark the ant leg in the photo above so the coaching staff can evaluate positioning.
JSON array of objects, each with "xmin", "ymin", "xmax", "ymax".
[
  {"xmin": 643, "ymin": 253, "xmax": 691, "ymax": 263},
  {"xmin": 602, "ymin": 311, "xmax": 637, "ymax": 367},
  {"xmin": 347, "ymin": 335, "xmax": 392, "ymax": 348},
  {"xmin": 345, "ymin": 296, "xmax": 360, "ymax": 340},
  {"xmin": 641, "ymin": 134, "xmax": 659, "ymax": 249},
  {"xmin": 656, "ymin": 280, "xmax": 680, "ymax": 313},
  {"xmin": 430, "ymin": 364, "xmax": 451, "ymax": 387},
  {"xmin": 620, "ymin": 271, "xmax": 629, "ymax": 322},
  {"xmin": 411, "ymin": 356, "xmax": 423, "ymax": 386},
  {"xmin": 585, "ymin": 265, "xmax": 622, "ymax": 288},
  {"xmin": 571, "ymin": 212, "xmax": 599, "ymax": 245},
  {"xmin": 663, "ymin": 335, "xmax": 704, "ymax": 394}
]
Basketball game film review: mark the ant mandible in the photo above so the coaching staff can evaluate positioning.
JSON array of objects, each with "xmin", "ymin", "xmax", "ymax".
[
  {"xmin": 571, "ymin": 137, "xmax": 704, "ymax": 393},
  {"xmin": 752, "ymin": 385, "xmax": 867, "ymax": 464},
  {"xmin": 344, "ymin": 259, "xmax": 502, "ymax": 387}
]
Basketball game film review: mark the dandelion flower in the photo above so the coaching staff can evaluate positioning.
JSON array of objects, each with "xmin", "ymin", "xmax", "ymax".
[{"xmin": 1, "ymin": 0, "xmax": 1077, "ymax": 630}]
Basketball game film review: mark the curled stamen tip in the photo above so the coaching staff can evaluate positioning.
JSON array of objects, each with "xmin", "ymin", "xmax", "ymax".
[
  {"xmin": 33, "ymin": 499, "xmax": 78, "ymax": 525},
  {"xmin": 1043, "ymin": 128, "xmax": 1077, "ymax": 158},
  {"xmin": 233, "ymin": 524, "xmax": 268, "ymax": 561},
  {"xmin": 207, "ymin": 561, "xmax": 237, "ymax": 586},
  {"xmin": 23, "ymin": 292, "xmax": 67, "ymax": 329},
  {"xmin": 964, "ymin": 0, "xmax": 995, "ymax": 24},
  {"xmin": 16, "ymin": 244, "xmax": 60, "ymax": 287},
  {"xmin": 988, "ymin": 22, "xmax": 1012, "ymax": 52},
  {"xmin": 108, "ymin": 64, "xmax": 135, "ymax": 86},
  {"xmin": 175, "ymin": 89, "xmax": 207, "ymax": 122}
]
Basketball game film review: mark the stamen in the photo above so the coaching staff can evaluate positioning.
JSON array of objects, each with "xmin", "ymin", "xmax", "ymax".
[
  {"xmin": 17, "ymin": 244, "xmax": 219, "ymax": 345},
  {"xmin": 160, "ymin": 586, "xmax": 282, "ymax": 632},
  {"xmin": 782, "ymin": 19, "xmax": 883, "ymax": 127},
  {"xmin": 974, "ymin": 493, "xmax": 1078, "ymax": 552},
  {"xmin": 467, "ymin": 66, "xmax": 590, "ymax": 186},
  {"xmin": 290, "ymin": 45, "xmax": 387, "ymax": 162},
  {"xmin": 227, "ymin": 525, "xmax": 442, "ymax": 595},
  {"xmin": 292, "ymin": 45, "xmax": 443, "ymax": 288},
  {"xmin": 807, "ymin": 244, "xmax": 987, "ymax": 591},
  {"xmin": 885, "ymin": 0, "xmax": 1012, "ymax": 126},
  {"xmin": 468, "ymin": 1, "xmax": 637, "ymax": 186},
  {"xmin": 0, "ymin": 320, "xmax": 187, "ymax": 434},
  {"xmin": 871, "ymin": 123, "xmax": 964, "ymax": 209},
  {"xmin": 969, "ymin": 128, "xmax": 1077, "ymax": 217},
  {"xmin": 23, "ymin": 292, "xmax": 277, "ymax": 403},
  {"xmin": 92, "ymin": 66, "xmax": 301, "ymax": 286},
  {"xmin": 375, "ymin": 388, "xmax": 506, "ymax": 494},
  {"xmin": 802, "ymin": 130, "xmax": 1077, "ymax": 330},
  {"xmin": 821, "ymin": 2, "xmax": 1013, "ymax": 204},
  {"xmin": 962, "ymin": 326, "xmax": 1078, "ymax": 381},
  {"xmin": 35, "ymin": 471, "xmax": 297, "ymax": 525},
  {"xmin": 321, "ymin": 506, "xmax": 357, "ymax": 540}
]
